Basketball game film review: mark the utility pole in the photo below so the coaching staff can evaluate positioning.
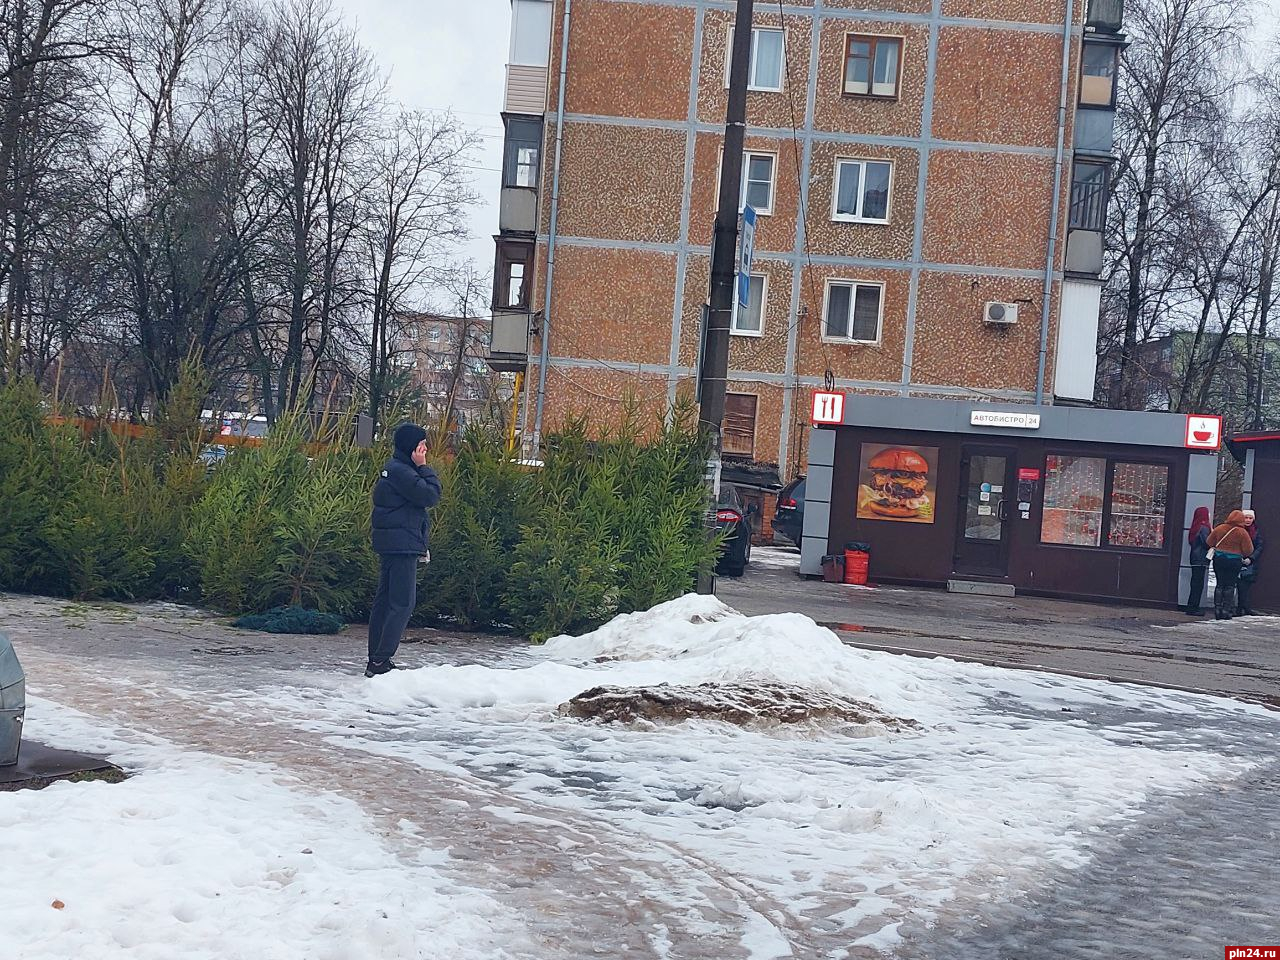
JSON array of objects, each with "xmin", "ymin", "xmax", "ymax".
[{"xmin": 696, "ymin": 0, "xmax": 754, "ymax": 595}]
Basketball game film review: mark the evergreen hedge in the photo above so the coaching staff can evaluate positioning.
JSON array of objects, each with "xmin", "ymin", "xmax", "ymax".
[{"xmin": 0, "ymin": 381, "xmax": 719, "ymax": 640}]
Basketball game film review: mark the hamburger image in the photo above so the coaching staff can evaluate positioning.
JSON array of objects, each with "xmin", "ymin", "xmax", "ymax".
[{"xmin": 861, "ymin": 447, "xmax": 932, "ymax": 520}]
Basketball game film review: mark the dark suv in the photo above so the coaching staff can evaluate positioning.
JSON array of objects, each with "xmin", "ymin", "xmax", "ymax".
[{"xmin": 773, "ymin": 475, "xmax": 805, "ymax": 546}]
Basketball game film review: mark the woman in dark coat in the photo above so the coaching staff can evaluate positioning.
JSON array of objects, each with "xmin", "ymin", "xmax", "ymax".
[
  {"xmin": 1236, "ymin": 509, "xmax": 1264, "ymax": 617},
  {"xmin": 1185, "ymin": 506, "xmax": 1211, "ymax": 616},
  {"xmin": 366, "ymin": 423, "xmax": 442, "ymax": 676}
]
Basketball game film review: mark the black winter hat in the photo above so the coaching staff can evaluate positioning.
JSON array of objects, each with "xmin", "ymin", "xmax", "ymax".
[{"xmin": 393, "ymin": 422, "xmax": 427, "ymax": 456}]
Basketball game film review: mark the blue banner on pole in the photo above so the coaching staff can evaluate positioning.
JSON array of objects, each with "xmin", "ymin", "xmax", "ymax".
[{"xmin": 737, "ymin": 205, "xmax": 757, "ymax": 309}]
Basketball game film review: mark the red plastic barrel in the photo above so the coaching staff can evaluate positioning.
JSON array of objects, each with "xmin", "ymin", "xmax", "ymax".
[{"xmin": 843, "ymin": 549, "xmax": 869, "ymax": 586}]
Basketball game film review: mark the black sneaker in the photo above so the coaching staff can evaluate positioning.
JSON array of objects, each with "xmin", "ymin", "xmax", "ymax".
[{"xmin": 364, "ymin": 660, "xmax": 393, "ymax": 677}]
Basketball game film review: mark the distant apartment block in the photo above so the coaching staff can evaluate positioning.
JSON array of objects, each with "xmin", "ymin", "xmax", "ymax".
[{"xmin": 489, "ymin": 0, "xmax": 1124, "ymax": 477}]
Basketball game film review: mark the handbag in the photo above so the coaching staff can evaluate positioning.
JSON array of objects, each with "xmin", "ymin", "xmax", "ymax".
[{"xmin": 1204, "ymin": 547, "xmax": 1215, "ymax": 562}]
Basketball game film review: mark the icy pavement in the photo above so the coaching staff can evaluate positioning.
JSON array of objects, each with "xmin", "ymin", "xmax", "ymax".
[
  {"xmin": 3, "ymin": 592, "xmax": 1280, "ymax": 958},
  {"xmin": 5, "ymin": 701, "xmax": 523, "ymax": 960}
]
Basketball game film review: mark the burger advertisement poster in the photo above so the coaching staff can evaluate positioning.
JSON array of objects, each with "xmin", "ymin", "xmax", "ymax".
[{"xmin": 856, "ymin": 444, "xmax": 939, "ymax": 524}]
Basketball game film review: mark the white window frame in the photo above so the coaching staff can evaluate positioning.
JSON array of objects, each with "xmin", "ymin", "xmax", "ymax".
[
  {"xmin": 831, "ymin": 158, "xmax": 894, "ymax": 224},
  {"xmin": 711, "ymin": 148, "xmax": 778, "ymax": 216},
  {"xmin": 731, "ymin": 272, "xmax": 768, "ymax": 337},
  {"xmin": 724, "ymin": 26, "xmax": 786, "ymax": 93},
  {"xmin": 821, "ymin": 279, "xmax": 884, "ymax": 345}
]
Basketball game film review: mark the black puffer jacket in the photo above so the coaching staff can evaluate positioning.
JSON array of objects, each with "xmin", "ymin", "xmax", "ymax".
[{"xmin": 370, "ymin": 450, "xmax": 442, "ymax": 555}]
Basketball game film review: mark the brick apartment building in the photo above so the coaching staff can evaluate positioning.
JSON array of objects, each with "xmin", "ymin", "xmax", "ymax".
[{"xmin": 488, "ymin": 0, "xmax": 1124, "ymax": 486}]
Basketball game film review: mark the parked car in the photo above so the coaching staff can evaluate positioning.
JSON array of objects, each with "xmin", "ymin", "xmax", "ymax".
[
  {"xmin": 715, "ymin": 483, "xmax": 756, "ymax": 577},
  {"xmin": 773, "ymin": 475, "xmax": 806, "ymax": 546}
]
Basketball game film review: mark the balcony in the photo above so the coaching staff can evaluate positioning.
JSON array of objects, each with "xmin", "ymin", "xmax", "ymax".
[
  {"xmin": 500, "ymin": 186, "xmax": 538, "ymax": 235},
  {"xmin": 504, "ymin": 63, "xmax": 548, "ymax": 115},
  {"xmin": 1086, "ymin": 0, "xmax": 1123, "ymax": 34},
  {"xmin": 1065, "ymin": 229, "xmax": 1104, "ymax": 276},
  {"xmin": 1074, "ymin": 109, "xmax": 1115, "ymax": 154},
  {"xmin": 488, "ymin": 309, "xmax": 531, "ymax": 372}
]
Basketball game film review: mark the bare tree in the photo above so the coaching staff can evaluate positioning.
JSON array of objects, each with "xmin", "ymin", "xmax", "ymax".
[
  {"xmin": 92, "ymin": 0, "xmax": 255, "ymax": 408},
  {"xmin": 363, "ymin": 109, "xmax": 477, "ymax": 433},
  {"xmin": 0, "ymin": 0, "xmax": 114, "ymax": 376},
  {"xmin": 1107, "ymin": 0, "xmax": 1243, "ymax": 408},
  {"xmin": 250, "ymin": 0, "xmax": 380, "ymax": 417}
]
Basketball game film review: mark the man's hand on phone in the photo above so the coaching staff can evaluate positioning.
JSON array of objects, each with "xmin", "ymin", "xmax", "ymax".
[{"xmin": 412, "ymin": 440, "xmax": 428, "ymax": 467}]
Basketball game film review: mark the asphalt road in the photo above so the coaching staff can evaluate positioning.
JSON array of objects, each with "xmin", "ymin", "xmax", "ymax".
[{"xmin": 719, "ymin": 548, "xmax": 1280, "ymax": 709}]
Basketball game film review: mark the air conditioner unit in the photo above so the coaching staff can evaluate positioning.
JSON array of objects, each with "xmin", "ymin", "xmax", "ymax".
[{"xmin": 984, "ymin": 301, "xmax": 1019, "ymax": 325}]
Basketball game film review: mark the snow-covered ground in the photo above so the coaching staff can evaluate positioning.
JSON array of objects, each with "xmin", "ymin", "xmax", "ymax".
[
  {"xmin": 3, "ymin": 703, "xmax": 523, "ymax": 960},
  {"xmin": 241, "ymin": 596, "xmax": 1268, "ymax": 955}
]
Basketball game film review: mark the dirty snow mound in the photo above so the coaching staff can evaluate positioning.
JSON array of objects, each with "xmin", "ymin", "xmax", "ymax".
[{"xmin": 562, "ymin": 680, "xmax": 920, "ymax": 732}]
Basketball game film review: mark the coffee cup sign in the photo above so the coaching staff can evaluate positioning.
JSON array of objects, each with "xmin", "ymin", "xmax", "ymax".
[{"xmin": 1184, "ymin": 414, "xmax": 1222, "ymax": 450}]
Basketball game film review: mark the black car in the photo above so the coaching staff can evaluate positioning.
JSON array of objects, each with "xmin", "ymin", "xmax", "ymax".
[
  {"xmin": 773, "ymin": 475, "xmax": 806, "ymax": 546},
  {"xmin": 715, "ymin": 483, "xmax": 755, "ymax": 577}
]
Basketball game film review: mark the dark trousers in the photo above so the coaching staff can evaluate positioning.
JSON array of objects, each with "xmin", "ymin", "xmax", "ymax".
[
  {"xmin": 1186, "ymin": 564, "xmax": 1207, "ymax": 612},
  {"xmin": 1212, "ymin": 554, "xmax": 1243, "ymax": 619},
  {"xmin": 1237, "ymin": 571, "xmax": 1257, "ymax": 615},
  {"xmin": 368, "ymin": 553, "xmax": 417, "ymax": 663}
]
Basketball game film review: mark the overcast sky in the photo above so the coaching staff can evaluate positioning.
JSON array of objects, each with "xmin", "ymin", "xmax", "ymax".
[{"xmin": 329, "ymin": 0, "xmax": 1280, "ymax": 299}]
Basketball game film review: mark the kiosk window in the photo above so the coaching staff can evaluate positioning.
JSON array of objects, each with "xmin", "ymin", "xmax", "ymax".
[
  {"xmin": 1108, "ymin": 462, "xmax": 1168, "ymax": 549},
  {"xmin": 1041, "ymin": 455, "xmax": 1170, "ymax": 550},
  {"xmin": 1041, "ymin": 455, "xmax": 1105, "ymax": 547}
]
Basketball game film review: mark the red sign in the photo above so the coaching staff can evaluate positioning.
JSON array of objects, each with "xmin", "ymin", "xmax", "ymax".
[
  {"xmin": 1185, "ymin": 414, "xmax": 1223, "ymax": 450},
  {"xmin": 1018, "ymin": 468, "xmax": 1041, "ymax": 481},
  {"xmin": 811, "ymin": 391, "xmax": 845, "ymax": 425}
]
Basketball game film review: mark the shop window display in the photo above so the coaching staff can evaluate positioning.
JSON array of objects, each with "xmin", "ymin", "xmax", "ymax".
[
  {"xmin": 1107, "ymin": 462, "xmax": 1168, "ymax": 549},
  {"xmin": 1042, "ymin": 455, "xmax": 1105, "ymax": 546}
]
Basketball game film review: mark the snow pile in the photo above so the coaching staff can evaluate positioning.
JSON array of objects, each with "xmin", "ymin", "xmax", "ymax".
[
  {"xmin": 562, "ymin": 679, "xmax": 921, "ymax": 731},
  {"xmin": 2, "ymin": 701, "xmax": 520, "ymax": 960},
  {"xmin": 251, "ymin": 595, "xmax": 1268, "ymax": 954},
  {"xmin": 356, "ymin": 595, "xmax": 944, "ymax": 724}
]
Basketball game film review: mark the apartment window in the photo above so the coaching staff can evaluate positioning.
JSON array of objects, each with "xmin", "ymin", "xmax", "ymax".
[
  {"xmin": 823, "ymin": 280, "xmax": 883, "ymax": 343},
  {"xmin": 427, "ymin": 328, "xmax": 442, "ymax": 343},
  {"xmin": 833, "ymin": 159, "xmax": 892, "ymax": 223},
  {"xmin": 1079, "ymin": 42, "xmax": 1119, "ymax": 107},
  {"xmin": 743, "ymin": 152, "xmax": 775, "ymax": 214},
  {"xmin": 723, "ymin": 392, "xmax": 758, "ymax": 457},
  {"xmin": 1069, "ymin": 160, "xmax": 1109, "ymax": 231},
  {"xmin": 732, "ymin": 274, "xmax": 767, "ymax": 336},
  {"xmin": 844, "ymin": 35, "xmax": 901, "ymax": 98},
  {"xmin": 1041, "ymin": 454, "xmax": 1169, "ymax": 550},
  {"xmin": 494, "ymin": 242, "xmax": 532, "ymax": 310},
  {"xmin": 503, "ymin": 117, "xmax": 542, "ymax": 188},
  {"xmin": 726, "ymin": 27, "xmax": 784, "ymax": 92}
]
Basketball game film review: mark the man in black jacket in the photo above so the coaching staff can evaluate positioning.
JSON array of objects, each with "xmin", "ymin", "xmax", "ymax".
[{"xmin": 366, "ymin": 423, "xmax": 442, "ymax": 676}]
